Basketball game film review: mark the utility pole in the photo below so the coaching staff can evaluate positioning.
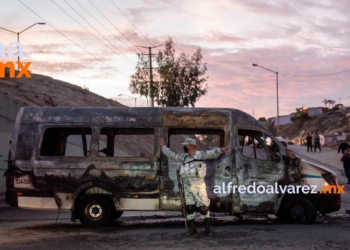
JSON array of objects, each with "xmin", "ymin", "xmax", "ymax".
[{"xmin": 136, "ymin": 45, "xmax": 162, "ymax": 107}]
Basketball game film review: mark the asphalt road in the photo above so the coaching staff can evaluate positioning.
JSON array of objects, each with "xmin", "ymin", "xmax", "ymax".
[{"xmin": 0, "ymin": 206, "xmax": 350, "ymax": 250}]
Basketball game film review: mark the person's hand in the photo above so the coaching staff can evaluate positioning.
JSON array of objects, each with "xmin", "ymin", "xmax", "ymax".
[
  {"xmin": 160, "ymin": 138, "xmax": 164, "ymax": 147},
  {"xmin": 222, "ymin": 146, "xmax": 231, "ymax": 153}
]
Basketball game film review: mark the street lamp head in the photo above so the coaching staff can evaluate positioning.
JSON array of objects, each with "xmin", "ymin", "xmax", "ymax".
[
  {"xmin": 38, "ymin": 22, "xmax": 46, "ymax": 25},
  {"xmin": 252, "ymin": 63, "xmax": 258, "ymax": 67}
]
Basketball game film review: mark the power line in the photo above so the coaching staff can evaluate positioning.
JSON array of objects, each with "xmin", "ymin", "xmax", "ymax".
[
  {"xmin": 279, "ymin": 69, "xmax": 350, "ymax": 77},
  {"xmin": 51, "ymin": 0, "xmax": 134, "ymax": 66},
  {"xmin": 62, "ymin": 0, "xmax": 135, "ymax": 65},
  {"xmin": 74, "ymin": 0, "xmax": 139, "ymax": 55},
  {"xmin": 17, "ymin": 0, "xmax": 128, "ymax": 77},
  {"xmin": 89, "ymin": 0, "xmax": 143, "ymax": 53},
  {"xmin": 111, "ymin": 0, "xmax": 153, "ymax": 46},
  {"xmin": 19, "ymin": 35, "xmax": 123, "ymax": 96}
]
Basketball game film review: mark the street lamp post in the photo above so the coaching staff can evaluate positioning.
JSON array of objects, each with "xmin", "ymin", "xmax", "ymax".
[
  {"xmin": 0, "ymin": 23, "xmax": 46, "ymax": 71},
  {"xmin": 118, "ymin": 94, "xmax": 137, "ymax": 107},
  {"xmin": 252, "ymin": 63, "xmax": 279, "ymax": 136}
]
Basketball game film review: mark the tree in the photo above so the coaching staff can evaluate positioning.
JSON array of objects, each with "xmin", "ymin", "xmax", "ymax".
[
  {"xmin": 130, "ymin": 38, "xmax": 208, "ymax": 107},
  {"xmin": 258, "ymin": 117, "xmax": 266, "ymax": 122},
  {"xmin": 291, "ymin": 112, "xmax": 309, "ymax": 123},
  {"xmin": 322, "ymin": 98, "xmax": 328, "ymax": 107},
  {"xmin": 295, "ymin": 107, "xmax": 303, "ymax": 113},
  {"xmin": 328, "ymin": 100, "xmax": 336, "ymax": 108}
]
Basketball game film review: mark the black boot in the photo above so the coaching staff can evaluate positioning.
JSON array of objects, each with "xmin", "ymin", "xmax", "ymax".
[
  {"xmin": 186, "ymin": 219, "xmax": 198, "ymax": 236},
  {"xmin": 204, "ymin": 218, "xmax": 214, "ymax": 236}
]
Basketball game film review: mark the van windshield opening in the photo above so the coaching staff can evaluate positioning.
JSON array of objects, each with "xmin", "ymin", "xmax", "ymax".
[{"xmin": 238, "ymin": 129, "xmax": 281, "ymax": 162}]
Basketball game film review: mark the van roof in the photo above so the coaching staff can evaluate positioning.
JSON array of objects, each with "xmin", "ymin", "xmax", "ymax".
[{"xmin": 16, "ymin": 106, "xmax": 261, "ymax": 128}]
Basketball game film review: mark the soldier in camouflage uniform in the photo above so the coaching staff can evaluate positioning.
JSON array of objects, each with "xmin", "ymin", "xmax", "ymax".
[{"xmin": 160, "ymin": 138, "xmax": 231, "ymax": 235}]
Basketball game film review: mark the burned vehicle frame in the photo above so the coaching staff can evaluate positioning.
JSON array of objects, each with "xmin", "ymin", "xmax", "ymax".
[{"xmin": 5, "ymin": 107, "xmax": 340, "ymax": 227}]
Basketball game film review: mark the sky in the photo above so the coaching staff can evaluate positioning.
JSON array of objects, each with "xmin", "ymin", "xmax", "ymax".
[{"xmin": 1, "ymin": 0, "xmax": 350, "ymax": 119}]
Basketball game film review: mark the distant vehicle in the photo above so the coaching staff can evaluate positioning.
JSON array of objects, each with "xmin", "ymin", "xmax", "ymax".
[{"xmin": 276, "ymin": 137, "xmax": 287, "ymax": 147}]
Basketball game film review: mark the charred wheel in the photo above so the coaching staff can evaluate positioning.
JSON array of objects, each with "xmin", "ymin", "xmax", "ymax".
[
  {"xmin": 78, "ymin": 194, "xmax": 112, "ymax": 227},
  {"xmin": 283, "ymin": 196, "xmax": 317, "ymax": 224}
]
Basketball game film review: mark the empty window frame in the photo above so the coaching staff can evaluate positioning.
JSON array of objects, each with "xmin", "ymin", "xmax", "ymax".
[
  {"xmin": 98, "ymin": 128, "xmax": 155, "ymax": 158},
  {"xmin": 238, "ymin": 129, "xmax": 280, "ymax": 162},
  {"xmin": 168, "ymin": 128, "xmax": 224, "ymax": 154},
  {"xmin": 40, "ymin": 127, "xmax": 92, "ymax": 157}
]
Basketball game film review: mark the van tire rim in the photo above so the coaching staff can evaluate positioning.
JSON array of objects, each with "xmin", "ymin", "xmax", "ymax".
[
  {"xmin": 88, "ymin": 204, "xmax": 103, "ymax": 219},
  {"xmin": 290, "ymin": 205, "xmax": 305, "ymax": 220},
  {"xmin": 78, "ymin": 194, "xmax": 112, "ymax": 227},
  {"xmin": 282, "ymin": 196, "xmax": 317, "ymax": 224}
]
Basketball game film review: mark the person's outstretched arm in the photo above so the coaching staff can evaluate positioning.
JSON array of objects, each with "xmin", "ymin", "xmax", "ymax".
[
  {"xmin": 197, "ymin": 146, "xmax": 232, "ymax": 160},
  {"xmin": 159, "ymin": 138, "xmax": 185, "ymax": 162}
]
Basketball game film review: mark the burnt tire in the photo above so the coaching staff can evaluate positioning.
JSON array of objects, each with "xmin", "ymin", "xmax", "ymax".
[
  {"xmin": 78, "ymin": 195, "xmax": 112, "ymax": 228},
  {"xmin": 282, "ymin": 196, "xmax": 317, "ymax": 224}
]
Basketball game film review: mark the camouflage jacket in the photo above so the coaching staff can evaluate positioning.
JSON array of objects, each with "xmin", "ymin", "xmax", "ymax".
[{"xmin": 161, "ymin": 145, "xmax": 223, "ymax": 163}]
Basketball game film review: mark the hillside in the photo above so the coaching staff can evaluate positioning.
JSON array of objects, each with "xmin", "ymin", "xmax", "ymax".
[
  {"xmin": 278, "ymin": 109, "xmax": 349, "ymax": 141},
  {"xmin": 0, "ymin": 72, "xmax": 124, "ymax": 107}
]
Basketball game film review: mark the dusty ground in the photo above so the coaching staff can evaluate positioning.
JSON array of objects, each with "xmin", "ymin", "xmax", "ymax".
[{"xmin": 0, "ymin": 208, "xmax": 350, "ymax": 250}]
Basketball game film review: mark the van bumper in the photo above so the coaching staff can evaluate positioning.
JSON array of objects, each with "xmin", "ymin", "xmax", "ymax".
[
  {"xmin": 6, "ymin": 188, "xmax": 54, "ymax": 208},
  {"xmin": 316, "ymin": 193, "xmax": 341, "ymax": 214}
]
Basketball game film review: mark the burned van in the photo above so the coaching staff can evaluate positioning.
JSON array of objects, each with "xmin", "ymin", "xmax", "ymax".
[{"xmin": 5, "ymin": 107, "xmax": 340, "ymax": 227}]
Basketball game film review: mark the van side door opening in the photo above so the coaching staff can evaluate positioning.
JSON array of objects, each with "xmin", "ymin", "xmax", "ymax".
[
  {"xmin": 96, "ymin": 127, "xmax": 159, "ymax": 211},
  {"xmin": 236, "ymin": 129, "xmax": 285, "ymax": 213},
  {"xmin": 160, "ymin": 128, "xmax": 233, "ymax": 212}
]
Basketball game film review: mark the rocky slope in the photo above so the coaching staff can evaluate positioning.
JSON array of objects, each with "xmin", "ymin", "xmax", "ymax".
[
  {"xmin": 277, "ymin": 109, "xmax": 349, "ymax": 140},
  {"xmin": 0, "ymin": 72, "xmax": 124, "ymax": 107}
]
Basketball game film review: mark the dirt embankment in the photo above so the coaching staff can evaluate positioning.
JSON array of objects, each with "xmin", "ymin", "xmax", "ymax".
[
  {"xmin": 277, "ymin": 109, "xmax": 349, "ymax": 141},
  {"xmin": 0, "ymin": 73, "xmax": 125, "ymax": 107}
]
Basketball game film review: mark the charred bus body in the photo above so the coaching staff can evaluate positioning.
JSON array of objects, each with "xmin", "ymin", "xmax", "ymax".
[{"xmin": 5, "ymin": 107, "xmax": 340, "ymax": 227}]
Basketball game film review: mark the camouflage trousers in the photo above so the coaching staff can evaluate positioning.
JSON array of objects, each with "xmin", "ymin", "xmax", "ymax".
[{"xmin": 183, "ymin": 177, "xmax": 210, "ymax": 220}]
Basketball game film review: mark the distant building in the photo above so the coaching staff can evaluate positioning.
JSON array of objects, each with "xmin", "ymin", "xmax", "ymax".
[
  {"xmin": 270, "ymin": 113, "xmax": 294, "ymax": 126},
  {"xmin": 308, "ymin": 107, "xmax": 328, "ymax": 117},
  {"xmin": 278, "ymin": 114, "xmax": 293, "ymax": 126}
]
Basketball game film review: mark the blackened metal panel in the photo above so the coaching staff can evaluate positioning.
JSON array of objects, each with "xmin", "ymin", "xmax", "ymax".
[
  {"xmin": 162, "ymin": 108, "xmax": 230, "ymax": 128},
  {"xmin": 16, "ymin": 123, "xmax": 41, "ymax": 161},
  {"xmin": 19, "ymin": 107, "xmax": 162, "ymax": 126},
  {"xmin": 13, "ymin": 159, "xmax": 160, "ymax": 199}
]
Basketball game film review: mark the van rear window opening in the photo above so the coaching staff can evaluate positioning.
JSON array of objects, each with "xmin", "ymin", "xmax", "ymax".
[
  {"xmin": 98, "ymin": 128, "xmax": 155, "ymax": 158},
  {"xmin": 40, "ymin": 127, "xmax": 92, "ymax": 157},
  {"xmin": 168, "ymin": 128, "xmax": 224, "ymax": 153}
]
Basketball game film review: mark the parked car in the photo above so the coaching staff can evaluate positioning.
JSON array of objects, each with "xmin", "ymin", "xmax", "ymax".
[{"xmin": 276, "ymin": 136, "xmax": 287, "ymax": 147}]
